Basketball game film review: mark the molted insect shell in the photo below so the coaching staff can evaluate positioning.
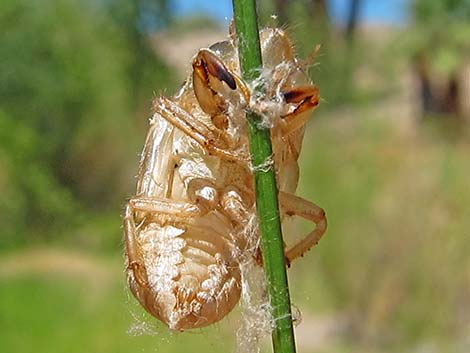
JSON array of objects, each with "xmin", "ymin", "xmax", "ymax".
[{"xmin": 124, "ymin": 27, "xmax": 326, "ymax": 331}]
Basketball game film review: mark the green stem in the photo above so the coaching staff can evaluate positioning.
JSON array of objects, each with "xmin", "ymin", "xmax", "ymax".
[{"xmin": 231, "ymin": 2, "xmax": 297, "ymax": 353}]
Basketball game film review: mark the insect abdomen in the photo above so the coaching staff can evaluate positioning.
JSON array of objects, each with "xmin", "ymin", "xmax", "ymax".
[{"xmin": 130, "ymin": 212, "xmax": 242, "ymax": 330}]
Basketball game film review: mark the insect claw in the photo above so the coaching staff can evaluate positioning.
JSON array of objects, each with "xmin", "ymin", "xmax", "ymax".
[{"xmin": 195, "ymin": 49, "xmax": 237, "ymax": 90}]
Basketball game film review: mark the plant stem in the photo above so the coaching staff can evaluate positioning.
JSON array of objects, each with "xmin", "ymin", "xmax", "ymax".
[{"xmin": 231, "ymin": 2, "xmax": 297, "ymax": 353}]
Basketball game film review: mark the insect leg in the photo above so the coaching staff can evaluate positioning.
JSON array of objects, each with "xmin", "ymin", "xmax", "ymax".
[
  {"xmin": 153, "ymin": 97, "xmax": 248, "ymax": 162},
  {"xmin": 278, "ymin": 191, "xmax": 327, "ymax": 265},
  {"xmin": 124, "ymin": 203, "xmax": 149, "ymax": 287},
  {"xmin": 186, "ymin": 178, "xmax": 219, "ymax": 214},
  {"xmin": 129, "ymin": 197, "xmax": 201, "ymax": 218},
  {"xmin": 280, "ymin": 85, "xmax": 320, "ymax": 135},
  {"xmin": 220, "ymin": 188, "xmax": 261, "ymax": 263},
  {"xmin": 164, "ymin": 152, "xmax": 185, "ymax": 199},
  {"xmin": 220, "ymin": 188, "xmax": 252, "ymax": 227},
  {"xmin": 192, "ymin": 49, "xmax": 250, "ymax": 119},
  {"xmin": 300, "ymin": 44, "xmax": 321, "ymax": 71}
]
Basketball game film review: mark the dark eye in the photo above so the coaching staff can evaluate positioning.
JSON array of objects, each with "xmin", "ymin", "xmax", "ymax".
[{"xmin": 282, "ymin": 90, "xmax": 302, "ymax": 102}]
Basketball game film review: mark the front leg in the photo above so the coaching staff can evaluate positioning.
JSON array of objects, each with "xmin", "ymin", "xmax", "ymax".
[
  {"xmin": 129, "ymin": 197, "xmax": 201, "ymax": 219},
  {"xmin": 278, "ymin": 191, "xmax": 327, "ymax": 265},
  {"xmin": 153, "ymin": 97, "xmax": 248, "ymax": 162},
  {"xmin": 280, "ymin": 85, "xmax": 320, "ymax": 135},
  {"xmin": 192, "ymin": 49, "xmax": 250, "ymax": 122},
  {"xmin": 220, "ymin": 188, "xmax": 261, "ymax": 263}
]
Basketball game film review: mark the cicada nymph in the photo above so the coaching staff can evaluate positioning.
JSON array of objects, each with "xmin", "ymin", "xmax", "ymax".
[{"xmin": 123, "ymin": 27, "xmax": 326, "ymax": 331}]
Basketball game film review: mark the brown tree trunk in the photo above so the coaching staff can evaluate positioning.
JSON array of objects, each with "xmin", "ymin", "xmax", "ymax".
[{"xmin": 413, "ymin": 53, "xmax": 463, "ymax": 119}]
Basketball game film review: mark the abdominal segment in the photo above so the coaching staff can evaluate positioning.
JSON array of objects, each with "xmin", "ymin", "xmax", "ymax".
[{"xmin": 129, "ymin": 211, "xmax": 242, "ymax": 331}]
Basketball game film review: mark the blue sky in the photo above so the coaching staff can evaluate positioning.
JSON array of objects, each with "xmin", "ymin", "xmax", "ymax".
[{"xmin": 171, "ymin": 0, "xmax": 410, "ymax": 25}]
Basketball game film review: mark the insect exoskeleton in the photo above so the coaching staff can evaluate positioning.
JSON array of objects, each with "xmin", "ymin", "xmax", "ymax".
[{"xmin": 123, "ymin": 27, "xmax": 326, "ymax": 331}]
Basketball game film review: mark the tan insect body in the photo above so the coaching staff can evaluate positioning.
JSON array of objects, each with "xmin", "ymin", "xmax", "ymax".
[{"xmin": 124, "ymin": 27, "xmax": 326, "ymax": 331}]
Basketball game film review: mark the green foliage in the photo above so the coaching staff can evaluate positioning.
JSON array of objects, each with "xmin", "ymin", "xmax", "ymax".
[
  {"xmin": 414, "ymin": 0, "xmax": 470, "ymax": 22},
  {"xmin": 0, "ymin": 111, "xmax": 79, "ymax": 247},
  {"xmin": 410, "ymin": 0, "xmax": 470, "ymax": 74},
  {"xmin": 0, "ymin": 0, "xmax": 175, "ymax": 247}
]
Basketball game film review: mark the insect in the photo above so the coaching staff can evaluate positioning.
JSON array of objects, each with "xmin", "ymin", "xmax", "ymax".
[{"xmin": 123, "ymin": 27, "xmax": 326, "ymax": 331}]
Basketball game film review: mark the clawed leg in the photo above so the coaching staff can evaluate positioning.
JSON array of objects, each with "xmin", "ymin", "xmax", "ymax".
[
  {"xmin": 259, "ymin": 59, "xmax": 319, "ymax": 136},
  {"xmin": 192, "ymin": 49, "xmax": 250, "ymax": 119},
  {"xmin": 278, "ymin": 191, "xmax": 327, "ymax": 265},
  {"xmin": 300, "ymin": 44, "xmax": 321, "ymax": 71},
  {"xmin": 193, "ymin": 49, "xmax": 236, "ymax": 119},
  {"xmin": 192, "ymin": 49, "xmax": 250, "ymax": 150},
  {"xmin": 153, "ymin": 97, "xmax": 248, "ymax": 162},
  {"xmin": 280, "ymin": 85, "xmax": 320, "ymax": 136},
  {"xmin": 220, "ymin": 188, "xmax": 259, "ymax": 262},
  {"xmin": 129, "ymin": 197, "xmax": 201, "ymax": 218}
]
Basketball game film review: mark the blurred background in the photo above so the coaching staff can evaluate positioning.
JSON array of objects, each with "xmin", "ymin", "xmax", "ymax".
[{"xmin": 1, "ymin": 0, "xmax": 469, "ymax": 352}]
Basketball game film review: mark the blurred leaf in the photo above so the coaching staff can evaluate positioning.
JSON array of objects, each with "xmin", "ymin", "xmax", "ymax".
[
  {"xmin": 0, "ymin": 110, "xmax": 80, "ymax": 247},
  {"xmin": 409, "ymin": 0, "xmax": 470, "ymax": 73},
  {"xmin": 0, "ymin": 0, "xmax": 176, "ymax": 246}
]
